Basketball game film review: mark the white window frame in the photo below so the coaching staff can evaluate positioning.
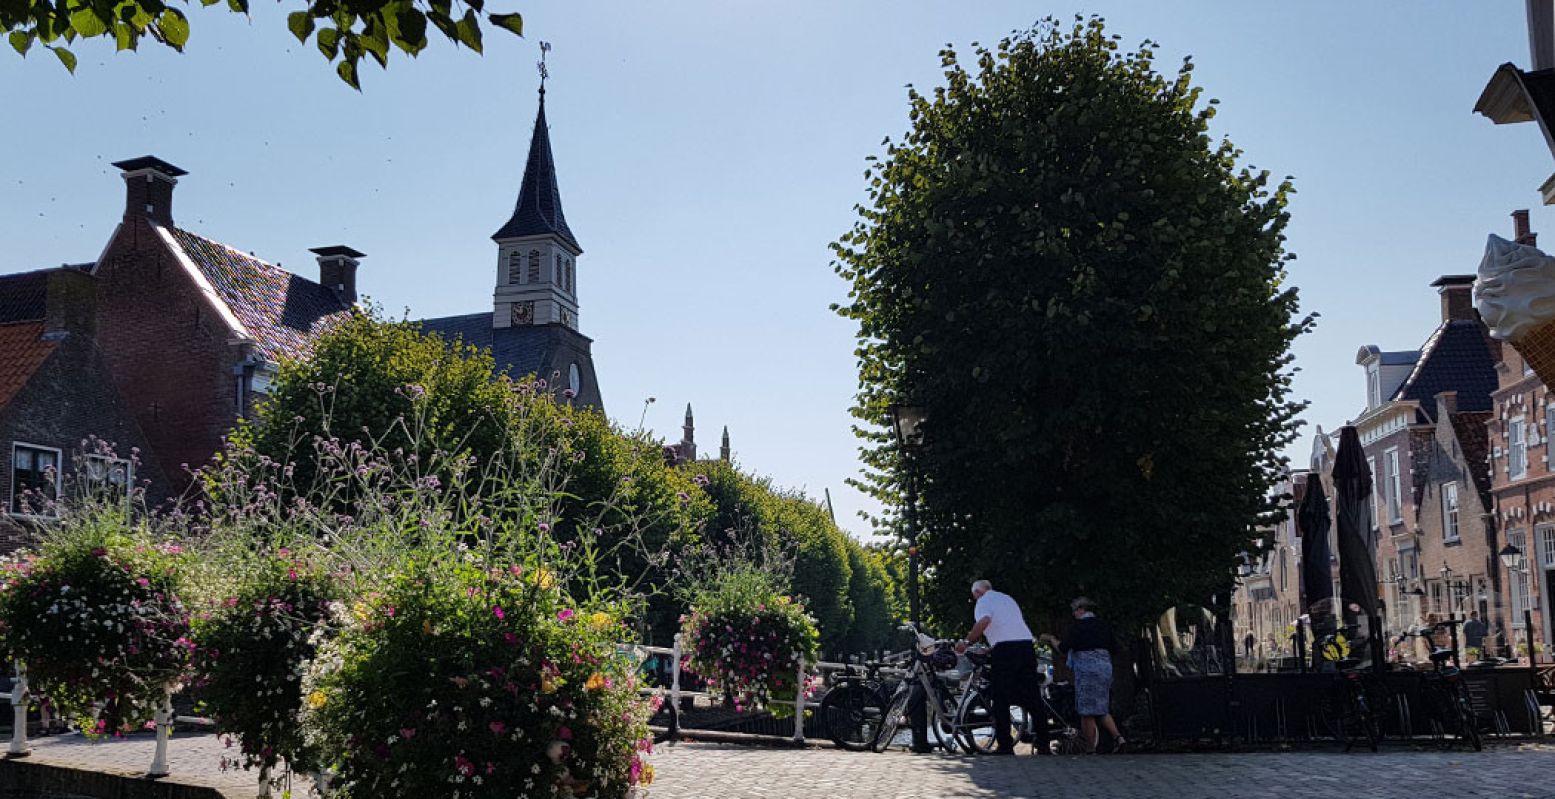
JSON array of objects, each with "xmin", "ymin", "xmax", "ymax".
[
  {"xmin": 1368, "ymin": 456, "xmax": 1380, "ymax": 530},
  {"xmin": 1540, "ymin": 523, "xmax": 1555, "ymax": 570},
  {"xmin": 1510, "ymin": 529, "xmax": 1531, "ymax": 623},
  {"xmin": 9, "ymin": 442, "xmax": 63, "ymax": 518},
  {"xmin": 1385, "ymin": 448, "xmax": 1402, "ymax": 523},
  {"xmin": 83, "ymin": 454, "xmax": 133, "ymax": 509},
  {"xmin": 1510, "ymin": 417, "xmax": 1528, "ymax": 480},
  {"xmin": 1442, "ymin": 482, "xmax": 1460, "ymax": 543},
  {"xmin": 1367, "ymin": 368, "xmax": 1381, "ymax": 409}
]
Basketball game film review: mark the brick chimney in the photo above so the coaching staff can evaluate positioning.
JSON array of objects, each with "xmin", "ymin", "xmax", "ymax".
[
  {"xmin": 1431, "ymin": 275, "xmax": 1476, "ymax": 322},
  {"xmin": 1435, "ymin": 390, "xmax": 1459, "ymax": 421},
  {"xmin": 310, "ymin": 246, "xmax": 365, "ymax": 304},
  {"xmin": 111, "ymin": 156, "xmax": 186, "ymax": 227},
  {"xmin": 1513, "ymin": 209, "xmax": 1538, "ymax": 247},
  {"xmin": 42, "ymin": 268, "xmax": 96, "ymax": 340}
]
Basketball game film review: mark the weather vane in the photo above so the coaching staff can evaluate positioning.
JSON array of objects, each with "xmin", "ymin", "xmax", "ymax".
[{"xmin": 537, "ymin": 41, "xmax": 551, "ymax": 93}]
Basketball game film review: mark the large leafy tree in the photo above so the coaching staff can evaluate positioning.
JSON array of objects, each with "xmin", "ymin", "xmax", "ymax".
[
  {"xmin": 4, "ymin": 0, "xmax": 524, "ymax": 88},
  {"xmin": 833, "ymin": 18, "xmax": 1311, "ymax": 633}
]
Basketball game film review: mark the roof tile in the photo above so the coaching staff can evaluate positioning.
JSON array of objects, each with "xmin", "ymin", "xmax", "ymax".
[{"xmin": 0, "ymin": 322, "xmax": 55, "ymax": 411}]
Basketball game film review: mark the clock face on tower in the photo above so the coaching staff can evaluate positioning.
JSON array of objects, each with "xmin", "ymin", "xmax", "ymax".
[{"xmin": 511, "ymin": 301, "xmax": 535, "ymax": 326}]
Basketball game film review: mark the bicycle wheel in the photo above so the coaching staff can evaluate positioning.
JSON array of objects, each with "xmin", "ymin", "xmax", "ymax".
[
  {"xmin": 819, "ymin": 683, "xmax": 888, "ymax": 752},
  {"xmin": 1317, "ymin": 686, "xmax": 1353, "ymax": 749},
  {"xmin": 1451, "ymin": 683, "xmax": 1483, "ymax": 752},
  {"xmin": 952, "ymin": 688, "xmax": 998, "ymax": 754},
  {"xmin": 872, "ymin": 685, "xmax": 912, "ymax": 753}
]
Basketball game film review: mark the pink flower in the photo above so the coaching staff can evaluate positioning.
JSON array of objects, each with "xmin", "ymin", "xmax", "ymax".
[
  {"xmin": 454, "ymin": 755, "xmax": 475, "ymax": 777},
  {"xmin": 489, "ymin": 721, "xmax": 507, "ymax": 735},
  {"xmin": 493, "ymin": 606, "xmax": 506, "ymax": 620},
  {"xmin": 558, "ymin": 725, "xmax": 573, "ymax": 741},
  {"xmin": 557, "ymin": 608, "xmax": 574, "ymax": 622},
  {"xmin": 399, "ymin": 727, "xmax": 416, "ymax": 739}
]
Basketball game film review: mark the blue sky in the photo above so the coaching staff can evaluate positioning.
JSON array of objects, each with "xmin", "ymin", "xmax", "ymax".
[{"xmin": 1, "ymin": 2, "xmax": 1549, "ymax": 539}]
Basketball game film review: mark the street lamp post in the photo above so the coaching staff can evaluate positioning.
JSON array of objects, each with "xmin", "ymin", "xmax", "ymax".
[
  {"xmin": 888, "ymin": 403, "xmax": 928, "ymax": 629},
  {"xmin": 1499, "ymin": 543, "xmax": 1539, "ymax": 667}
]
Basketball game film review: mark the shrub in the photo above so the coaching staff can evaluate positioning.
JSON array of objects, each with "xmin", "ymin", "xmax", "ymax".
[
  {"xmin": 302, "ymin": 560, "xmax": 653, "ymax": 798},
  {"xmin": 0, "ymin": 519, "xmax": 190, "ymax": 735},
  {"xmin": 190, "ymin": 546, "xmax": 338, "ymax": 774},
  {"xmin": 681, "ymin": 567, "xmax": 819, "ymax": 713}
]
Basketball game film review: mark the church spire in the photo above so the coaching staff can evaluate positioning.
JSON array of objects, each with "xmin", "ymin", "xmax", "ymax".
[{"xmin": 492, "ymin": 44, "xmax": 581, "ymax": 253}]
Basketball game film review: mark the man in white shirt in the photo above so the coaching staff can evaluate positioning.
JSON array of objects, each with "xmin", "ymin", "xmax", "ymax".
[{"xmin": 958, "ymin": 579, "xmax": 1049, "ymax": 755}]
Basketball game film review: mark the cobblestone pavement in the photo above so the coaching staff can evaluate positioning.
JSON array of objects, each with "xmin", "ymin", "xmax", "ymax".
[
  {"xmin": 647, "ymin": 742, "xmax": 1555, "ymax": 799},
  {"xmin": 16, "ymin": 732, "xmax": 1555, "ymax": 799}
]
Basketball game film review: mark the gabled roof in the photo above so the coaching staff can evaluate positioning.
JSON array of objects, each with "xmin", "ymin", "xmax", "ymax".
[
  {"xmin": 161, "ymin": 227, "xmax": 353, "ymax": 363},
  {"xmin": 1448, "ymin": 410, "xmax": 1494, "ymax": 510},
  {"xmin": 0, "ymin": 269, "xmax": 49, "ymax": 324},
  {"xmin": 0, "ymin": 322, "xmax": 55, "ymax": 412},
  {"xmin": 491, "ymin": 95, "xmax": 582, "ymax": 253},
  {"xmin": 1390, "ymin": 319, "xmax": 1500, "ymax": 421}
]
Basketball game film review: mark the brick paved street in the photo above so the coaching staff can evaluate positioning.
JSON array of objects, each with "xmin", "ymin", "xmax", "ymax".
[{"xmin": 14, "ymin": 733, "xmax": 1555, "ymax": 798}]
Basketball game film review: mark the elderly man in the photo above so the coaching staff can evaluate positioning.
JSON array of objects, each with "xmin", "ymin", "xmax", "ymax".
[{"xmin": 957, "ymin": 579, "xmax": 1049, "ymax": 755}]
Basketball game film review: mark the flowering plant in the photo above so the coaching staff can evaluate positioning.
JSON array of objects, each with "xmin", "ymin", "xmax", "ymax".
[
  {"xmin": 190, "ymin": 546, "xmax": 338, "ymax": 775},
  {"xmin": 681, "ymin": 567, "xmax": 819, "ymax": 713},
  {"xmin": 0, "ymin": 520, "xmax": 190, "ymax": 735},
  {"xmin": 302, "ymin": 560, "xmax": 653, "ymax": 798}
]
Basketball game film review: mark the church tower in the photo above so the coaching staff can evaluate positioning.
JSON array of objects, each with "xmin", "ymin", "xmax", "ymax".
[{"xmin": 492, "ymin": 82, "xmax": 582, "ymax": 333}]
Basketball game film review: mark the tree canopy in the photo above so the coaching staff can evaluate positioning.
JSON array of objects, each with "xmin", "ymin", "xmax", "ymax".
[
  {"xmin": 4, "ymin": 0, "xmax": 523, "ymax": 88},
  {"xmin": 832, "ymin": 17, "xmax": 1311, "ymax": 633}
]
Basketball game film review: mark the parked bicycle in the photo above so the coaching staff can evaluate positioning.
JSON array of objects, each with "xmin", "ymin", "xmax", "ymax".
[
  {"xmin": 952, "ymin": 644, "xmax": 1085, "ymax": 755},
  {"xmin": 869, "ymin": 628, "xmax": 969, "ymax": 753},
  {"xmin": 1316, "ymin": 630, "xmax": 1382, "ymax": 752},
  {"xmin": 818, "ymin": 655, "xmax": 899, "ymax": 751},
  {"xmin": 1393, "ymin": 622, "xmax": 1483, "ymax": 752}
]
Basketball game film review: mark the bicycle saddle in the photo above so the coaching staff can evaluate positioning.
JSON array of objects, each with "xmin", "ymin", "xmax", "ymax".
[{"xmin": 1428, "ymin": 649, "xmax": 1455, "ymax": 664}]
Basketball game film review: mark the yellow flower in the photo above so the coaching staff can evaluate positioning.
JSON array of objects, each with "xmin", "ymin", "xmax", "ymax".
[
  {"xmin": 306, "ymin": 690, "xmax": 327, "ymax": 710},
  {"xmin": 585, "ymin": 672, "xmax": 607, "ymax": 691},
  {"xmin": 533, "ymin": 568, "xmax": 556, "ymax": 590},
  {"xmin": 641, "ymin": 764, "xmax": 655, "ymax": 786},
  {"xmin": 351, "ymin": 601, "xmax": 371, "ymax": 621},
  {"xmin": 541, "ymin": 671, "xmax": 561, "ymax": 694},
  {"xmin": 589, "ymin": 612, "xmax": 612, "ymax": 630}
]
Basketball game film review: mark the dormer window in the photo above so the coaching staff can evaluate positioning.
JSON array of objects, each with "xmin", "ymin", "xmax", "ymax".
[{"xmin": 1367, "ymin": 367, "xmax": 1381, "ymax": 409}]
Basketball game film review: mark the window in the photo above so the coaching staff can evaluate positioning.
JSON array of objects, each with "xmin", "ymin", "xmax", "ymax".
[
  {"xmin": 527, "ymin": 250, "xmax": 542, "ymax": 283},
  {"xmin": 1368, "ymin": 457, "xmax": 1380, "ymax": 529},
  {"xmin": 1510, "ymin": 417, "xmax": 1528, "ymax": 480},
  {"xmin": 507, "ymin": 250, "xmax": 523, "ymax": 285},
  {"xmin": 1430, "ymin": 581, "xmax": 1445, "ymax": 615},
  {"xmin": 554, "ymin": 253, "xmax": 562, "ymax": 285},
  {"xmin": 84, "ymin": 455, "xmax": 132, "ymax": 505},
  {"xmin": 10, "ymin": 444, "xmax": 60, "ymax": 515},
  {"xmin": 1385, "ymin": 448, "xmax": 1402, "ymax": 522},
  {"xmin": 1540, "ymin": 524, "xmax": 1555, "ymax": 569},
  {"xmin": 1367, "ymin": 368, "xmax": 1381, "ymax": 409},
  {"xmin": 1278, "ymin": 549, "xmax": 1287, "ymax": 592},
  {"xmin": 1547, "ymin": 405, "xmax": 1555, "ymax": 452},
  {"xmin": 1442, "ymin": 482, "xmax": 1460, "ymax": 543}
]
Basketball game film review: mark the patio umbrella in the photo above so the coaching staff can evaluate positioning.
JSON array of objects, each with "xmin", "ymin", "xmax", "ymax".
[
  {"xmin": 1296, "ymin": 475, "xmax": 1333, "ymax": 617},
  {"xmin": 1332, "ymin": 426, "xmax": 1379, "ymax": 635}
]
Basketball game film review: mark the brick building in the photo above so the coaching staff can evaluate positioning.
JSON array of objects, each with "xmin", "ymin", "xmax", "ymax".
[
  {"xmin": 1233, "ymin": 470, "xmax": 1305, "ymax": 666},
  {"xmin": 0, "ymin": 267, "xmax": 167, "ymax": 547},
  {"xmin": 1352, "ymin": 275, "xmax": 1501, "ymax": 639},
  {"xmin": 1485, "ymin": 214, "xmax": 1555, "ymax": 655}
]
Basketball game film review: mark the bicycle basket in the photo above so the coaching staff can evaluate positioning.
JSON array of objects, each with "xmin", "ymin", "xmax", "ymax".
[{"xmin": 927, "ymin": 646, "xmax": 958, "ymax": 672}]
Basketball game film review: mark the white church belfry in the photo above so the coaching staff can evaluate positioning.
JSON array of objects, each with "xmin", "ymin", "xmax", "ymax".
[{"xmin": 492, "ymin": 81, "xmax": 582, "ymax": 332}]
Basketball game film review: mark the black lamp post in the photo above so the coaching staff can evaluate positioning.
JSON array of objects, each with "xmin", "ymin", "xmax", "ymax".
[
  {"xmin": 887, "ymin": 403, "xmax": 927, "ymax": 629},
  {"xmin": 1499, "ymin": 542, "xmax": 1538, "ymax": 665}
]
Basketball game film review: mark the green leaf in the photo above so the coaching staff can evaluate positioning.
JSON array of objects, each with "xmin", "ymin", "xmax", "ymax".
[
  {"xmin": 336, "ymin": 56, "xmax": 359, "ymax": 89},
  {"xmin": 392, "ymin": 8, "xmax": 426, "ymax": 54},
  {"xmin": 157, "ymin": 8, "xmax": 188, "ymax": 50},
  {"xmin": 50, "ymin": 45, "xmax": 77, "ymax": 73},
  {"xmin": 427, "ymin": 9, "xmax": 455, "ymax": 41},
  {"xmin": 488, "ymin": 12, "xmax": 521, "ymax": 37},
  {"xmin": 69, "ymin": 7, "xmax": 108, "ymax": 38},
  {"xmin": 453, "ymin": 9, "xmax": 480, "ymax": 52},
  {"xmin": 114, "ymin": 23, "xmax": 136, "ymax": 50},
  {"xmin": 359, "ymin": 17, "xmax": 388, "ymax": 66},
  {"xmin": 287, "ymin": 11, "xmax": 314, "ymax": 43},
  {"xmin": 316, "ymin": 27, "xmax": 339, "ymax": 60},
  {"xmin": 8, "ymin": 30, "xmax": 32, "ymax": 56}
]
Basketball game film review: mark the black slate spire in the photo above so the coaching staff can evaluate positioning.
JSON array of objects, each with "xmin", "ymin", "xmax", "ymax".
[{"xmin": 492, "ymin": 91, "xmax": 582, "ymax": 253}]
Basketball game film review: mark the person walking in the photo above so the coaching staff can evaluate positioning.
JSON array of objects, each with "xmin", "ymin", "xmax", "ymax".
[
  {"xmin": 1042, "ymin": 597, "xmax": 1126, "ymax": 753},
  {"xmin": 1463, "ymin": 611, "xmax": 1488, "ymax": 658},
  {"xmin": 957, "ymin": 579, "xmax": 1050, "ymax": 755}
]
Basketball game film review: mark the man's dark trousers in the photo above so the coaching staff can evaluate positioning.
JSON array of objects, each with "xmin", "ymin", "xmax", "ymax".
[{"xmin": 990, "ymin": 640, "xmax": 1048, "ymax": 752}]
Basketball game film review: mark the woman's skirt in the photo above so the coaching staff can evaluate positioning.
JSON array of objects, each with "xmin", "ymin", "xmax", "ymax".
[{"xmin": 1071, "ymin": 648, "xmax": 1113, "ymax": 716}]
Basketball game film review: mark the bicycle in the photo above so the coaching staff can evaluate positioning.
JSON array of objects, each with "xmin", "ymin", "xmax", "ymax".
[
  {"xmin": 1315, "ymin": 630, "xmax": 1382, "ymax": 752},
  {"xmin": 952, "ymin": 645, "xmax": 1085, "ymax": 755},
  {"xmin": 818, "ymin": 656, "xmax": 898, "ymax": 751},
  {"xmin": 1393, "ymin": 623, "xmax": 1483, "ymax": 752},
  {"xmin": 870, "ymin": 627, "xmax": 969, "ymax": 753}
]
